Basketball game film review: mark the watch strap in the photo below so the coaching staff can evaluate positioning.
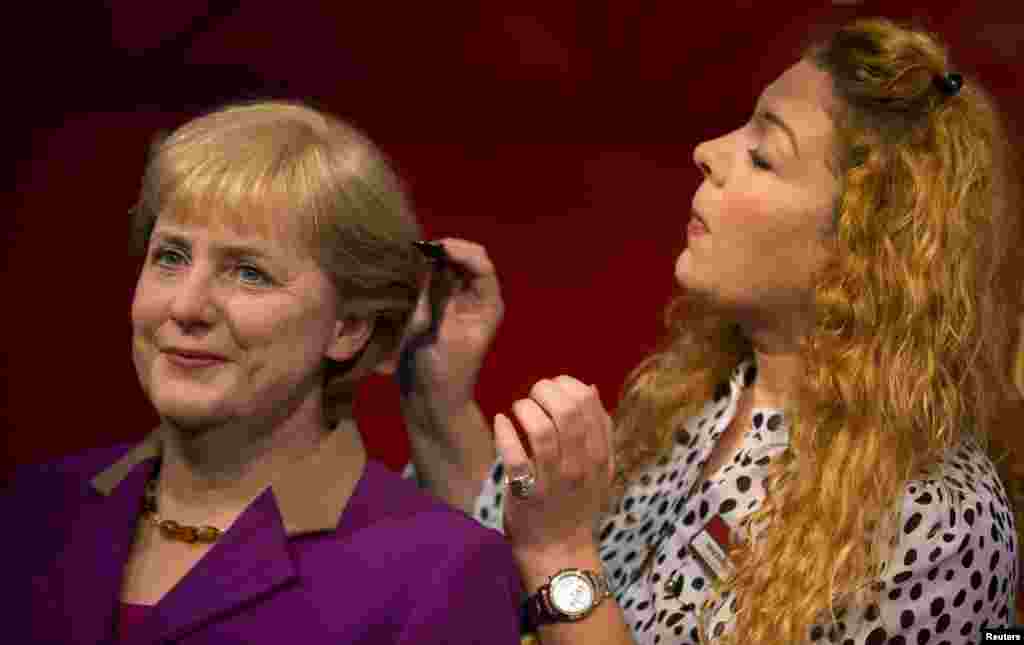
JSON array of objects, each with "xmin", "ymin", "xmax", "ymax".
[
  {"xmin": 585, "ymin": 569, "xmax": 613, "ymax": 600},
  {"xmin": 524, "ymin": 582, "xmax": 556, "ymax": 629}
]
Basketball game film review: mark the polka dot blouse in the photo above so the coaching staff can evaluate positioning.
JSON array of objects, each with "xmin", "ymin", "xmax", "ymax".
[{"xmin": 404, "ymin": 360, "xmax": 1018, "ymax": 644}]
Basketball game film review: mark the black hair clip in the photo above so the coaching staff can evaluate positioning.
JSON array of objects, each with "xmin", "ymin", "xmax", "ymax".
[
  {"xmin": 934, "ymin": 72, "xmax": 963, "ymax": 97},
  {"xmin": 412, "ymin": 240, "xmax": 448, "ymax": 263}
]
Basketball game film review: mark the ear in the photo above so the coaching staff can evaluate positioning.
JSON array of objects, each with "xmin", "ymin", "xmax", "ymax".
[{"xmin": 325, "ymin": 317, "xmax": 375, "ymax": 364}]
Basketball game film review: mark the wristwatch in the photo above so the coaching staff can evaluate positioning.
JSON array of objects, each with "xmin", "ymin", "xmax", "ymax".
[{"xmin": 523, "ymin": 568, "xmax": 612, "ymax": 628}]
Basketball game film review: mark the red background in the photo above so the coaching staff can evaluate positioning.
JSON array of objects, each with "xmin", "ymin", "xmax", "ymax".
[{"xmin": 5, "ymin": 1, "xmax": 1023, "ymax": 480}]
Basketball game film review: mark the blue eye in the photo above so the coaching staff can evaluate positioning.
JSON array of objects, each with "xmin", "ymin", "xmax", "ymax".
[
  {"xmin": 748, "ymin": 150, "xmax": 772, "ymax": 171},
  {"xmin": 236, "ymin": 264, "xmax": 273, "ymax": 286}
]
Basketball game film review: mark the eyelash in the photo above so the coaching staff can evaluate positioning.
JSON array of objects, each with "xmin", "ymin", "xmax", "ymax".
[
  {"xmin": 151, "ymin": 247, "xmax": 275, "ymax": 286},
  {"xmin": 748, "ymin": 149, "xmax": 772, "ymax": 171},
  {"xmin": 152, "ymin": 247, "xmax": 187, "ymax": 268}
]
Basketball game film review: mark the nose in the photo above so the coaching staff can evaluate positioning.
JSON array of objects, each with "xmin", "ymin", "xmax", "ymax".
[
  {"xmin": 693, "ymin": 139, "xmax": 722, "ymax": 186},
  {"xmin": 168, "ymin": 269, "xmax": 217, "ymax": 331}
]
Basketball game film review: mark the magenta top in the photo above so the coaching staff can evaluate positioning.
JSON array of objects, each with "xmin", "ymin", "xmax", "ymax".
[
  {"xmin": 119, "ymin": 602, "xmax": 154, "ymax": 641},
  {"xmin": 9, "ymin": 445, "xmax": 523, "ymax": 644}
]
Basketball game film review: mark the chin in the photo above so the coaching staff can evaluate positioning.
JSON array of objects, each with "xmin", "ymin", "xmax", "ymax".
[
  {"xmin": 159, "ymin": 409, "xmax": 232, "ymax": 436},
  {"xmin": 150, "ymin": 389, "xmax": 232, "ymax": 432},
  {"xmin": 674, "ymin": 248, "xmax": 701, "ymax": 290}
]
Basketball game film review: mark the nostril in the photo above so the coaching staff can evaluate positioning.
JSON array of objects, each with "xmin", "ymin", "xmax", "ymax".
[{"xmin": 699, "ymin": 162, "xmax": 711, "ymax": 178}]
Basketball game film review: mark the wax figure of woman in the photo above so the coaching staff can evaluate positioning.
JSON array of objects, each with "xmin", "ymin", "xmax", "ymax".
[
  {"xmin": 6, "ymin": 101, "xmax": 523, "ymax": 643},
  {"xmin": 399, "ymin": 18, "xmax": 1023, "ymax": 645}
]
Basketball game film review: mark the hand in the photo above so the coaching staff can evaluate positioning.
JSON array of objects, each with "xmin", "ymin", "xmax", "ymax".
[
  {"xmin": 397, "ymin": 239, "xmax": 504, "ymax": 433},
  {"xmin": 495, "ymin": 375, "xmax": 616, "ymax": 566}
]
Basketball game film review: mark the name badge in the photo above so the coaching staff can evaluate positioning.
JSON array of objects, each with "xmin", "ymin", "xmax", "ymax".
[{"xmin": 688, "ymin": 515, "xmax": 735, "ymax": 582}]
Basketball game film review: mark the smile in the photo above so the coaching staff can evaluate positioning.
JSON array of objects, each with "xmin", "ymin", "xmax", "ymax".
[{"xmin": 163, "ymin": 351, "xmax": 227, "ymax": 369}]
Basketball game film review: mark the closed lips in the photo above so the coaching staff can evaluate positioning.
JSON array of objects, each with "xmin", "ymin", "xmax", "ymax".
[{"xmin": 164, "ymin": 348, "xmax": 226, "ymax": 360}]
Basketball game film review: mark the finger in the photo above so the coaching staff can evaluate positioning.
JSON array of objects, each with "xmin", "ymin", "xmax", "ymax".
[
  {"xmin": 511, "ymin": 397, "xmax": 562, "ymax": 487},
  {"xmin": 494, "ymin": 412, "xmax": 535, "ymax": 491},
  {"xmin": 395, "ymin": 269, "xmax": 440, "ymax": 377},
  {"xmin": 433, "ymin": 238, "xmax": 495, "ymax": 278},
  {"xmin": 433, "ymin": 238, "xmax": 503, "ymax": 310},
  {"xmin": 528, "ymin": 379, "xmax": 587, "ymax": 484},
  {"xmin": 591, "ymin": 385, "xmax": 617, "ymax": 483},
  {"xmin": 549, "ymin": 375, "xmax": 591, "ymax": 402},
  {"xmin": 399, "ymin": 245, "xmax": 459, "ymax": 345},
  {"xmin": 548, "ymin": 376, "xmax": 612, "ymax": 485}
]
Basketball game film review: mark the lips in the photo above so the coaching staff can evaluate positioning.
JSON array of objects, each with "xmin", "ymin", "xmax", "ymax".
[
  {"xmin": 164, "ymin": 348, "xmax": 227, "ymax": 361},
  {"xmin": 162, "ymin": 349, "xmax": 227, "ymax": 370},
  {"xmin": 687, "ymin": 212, "xmax": 710, "ymax": 237}
]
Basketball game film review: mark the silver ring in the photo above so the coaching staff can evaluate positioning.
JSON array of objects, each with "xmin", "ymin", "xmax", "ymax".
[{"xmin": 505, "ymin": 471, "xmax": 537, "ymax": 499}]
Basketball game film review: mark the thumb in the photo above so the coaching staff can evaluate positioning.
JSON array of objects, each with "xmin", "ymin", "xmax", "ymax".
[
  {"xmin": 402, "ymin": 272, "xmax": 435, "ymax": 345},
  {"xmin": 394, "ymin": 273, "xmax": 436, "ymax": 396}
]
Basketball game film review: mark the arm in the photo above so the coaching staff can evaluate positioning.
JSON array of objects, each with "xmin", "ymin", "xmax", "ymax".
[
  {"xmin": 496, "ymin": 378, "xmax": 637, "ymax": 645},
  {"xmin": 395, "ymin": 528, "xmax": 523, "ymax": 645},
  {"xmin": 518, "ymin": 543, "xmax": 637, "ymax": 645},
  {"xmin": 403, "ymin": 401, "xmax": 496, "ymax": 515},
  {"xmin": 397, "ymin": 239, "xmax": 504, "ymax": 515}
]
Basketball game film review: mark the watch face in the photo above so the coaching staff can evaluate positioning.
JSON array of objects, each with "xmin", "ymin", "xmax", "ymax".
[{"xmin": 550, "ymin": 572, "xmax": 595, "ymax": 615}]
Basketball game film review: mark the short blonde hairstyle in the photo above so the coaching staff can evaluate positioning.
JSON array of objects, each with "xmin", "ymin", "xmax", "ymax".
[{"xmin": 131, "ymin": 100, "xmax": 428, "ymax": 426}]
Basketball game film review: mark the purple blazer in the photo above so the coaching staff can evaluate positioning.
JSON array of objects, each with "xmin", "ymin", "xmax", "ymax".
[{"xmin": 8, "ymin": 426, "xmax": 523, "ymax": 644}]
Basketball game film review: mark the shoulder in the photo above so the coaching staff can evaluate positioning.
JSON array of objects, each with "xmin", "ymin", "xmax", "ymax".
[
  {"xmin": 323, "ymin": 461, "xmax": 523, "ymax": 640},
  {"xmin": 892, "ymin": 437, "xmax": 1014, "ymax": 562},
  {"xmin": 0, "ymin": 443, "xmax": 136, "ymax": 570},
  {"xmin": 868, "ymin": 437, "xmax": 1017, "ymax": 636},
  {"xmin": 345, "ymin": 459, "xmax": 515, "ymax": 556},
  {"xmin": 2, "ymin": 442, "xmax": 134, "ymax": 501}
]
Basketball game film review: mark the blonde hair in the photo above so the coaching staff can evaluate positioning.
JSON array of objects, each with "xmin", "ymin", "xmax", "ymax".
[
  {"xmin": 613, "ymin": 18, "xmax": 1024, "ymax": 642},
  {"xmin": 131, "ymin": 100, "xmax": 428, "ymax": 426}
]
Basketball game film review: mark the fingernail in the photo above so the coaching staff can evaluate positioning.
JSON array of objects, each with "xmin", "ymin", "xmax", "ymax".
[{"xmin": 505, "ymin": 462, "xmax": 533, "ymax": 480}]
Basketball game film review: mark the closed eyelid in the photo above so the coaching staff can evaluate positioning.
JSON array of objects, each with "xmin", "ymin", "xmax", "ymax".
[{"xmin": 755, "ymin": 111, "xmax": 799, "ymax": 158}]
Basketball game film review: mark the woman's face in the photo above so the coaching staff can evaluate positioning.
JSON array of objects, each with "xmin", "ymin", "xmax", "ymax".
[
  {"xmin": 677, "ymin": 59, "xmax": 840, "ymax": 324},
  {"xmin": 131, "ymin": 213, "xmax": 356, "ymax": 432}
]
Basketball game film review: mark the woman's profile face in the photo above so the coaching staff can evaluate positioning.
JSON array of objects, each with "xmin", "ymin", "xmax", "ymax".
[
  {"xmin": 677, "ymin": 59, "xmax": 840, "ymax": 324},
  {"xmin": 131, "ymin": 213, "xmax": 346, "ymax": 433}
]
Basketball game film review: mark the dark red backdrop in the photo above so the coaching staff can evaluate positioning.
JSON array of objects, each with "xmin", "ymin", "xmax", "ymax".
[{"xmin": 5, "ymin": 2, "xmax": 1023, "ymax": 480}]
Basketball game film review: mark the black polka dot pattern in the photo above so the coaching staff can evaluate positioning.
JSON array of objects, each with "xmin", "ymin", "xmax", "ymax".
[{"xmin": 402, "ymin": 359, "xmax": 1017, "ymax": 644}]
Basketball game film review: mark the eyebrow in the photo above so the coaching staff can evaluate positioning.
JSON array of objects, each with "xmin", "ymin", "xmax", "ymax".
[
  {"xmin": 759, "ymin": 110, "xmax": 800, "ymax": 159},
  {"xmin": 152, "ymin": 231, "xmax": 275, "ymax": 260}
]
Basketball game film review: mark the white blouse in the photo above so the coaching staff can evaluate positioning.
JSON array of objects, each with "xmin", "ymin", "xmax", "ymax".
[{"xmin": 404, "ymin": 359, "xmax": 1018, "ymax": 644}]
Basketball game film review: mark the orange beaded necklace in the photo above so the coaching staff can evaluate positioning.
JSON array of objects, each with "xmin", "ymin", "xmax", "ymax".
[{"xmin": 140, "ymin": 464, "xmax": 224, "ymax": 545}]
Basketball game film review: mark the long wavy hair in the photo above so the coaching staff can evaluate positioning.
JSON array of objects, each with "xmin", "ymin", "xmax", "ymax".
[{"xmin": 612, "ymin": 18, "xmax": 1024, "ymax": 642}]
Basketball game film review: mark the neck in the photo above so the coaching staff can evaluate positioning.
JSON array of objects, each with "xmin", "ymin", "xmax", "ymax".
[
  {"xmin": 155, "ymin": 392, "xmax": 356, "ymax": 523},
  {"xmin": 739, "ymin": 311, "xmax": 809, "ymax": 410}
]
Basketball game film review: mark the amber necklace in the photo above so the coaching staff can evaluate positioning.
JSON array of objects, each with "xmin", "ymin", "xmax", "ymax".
[{"xmin": 140, "ymin": 461, "xmax": 223, "ymax": 544}]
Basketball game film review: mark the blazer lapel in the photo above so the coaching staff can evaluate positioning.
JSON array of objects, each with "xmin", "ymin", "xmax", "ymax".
[
  {"xmin": 139, "ymin": 489, "xmax": 298, "ymax": 643},
  {"xmin": 44, "ymin": 459, "xmax": 155, "ymax": 645}
]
